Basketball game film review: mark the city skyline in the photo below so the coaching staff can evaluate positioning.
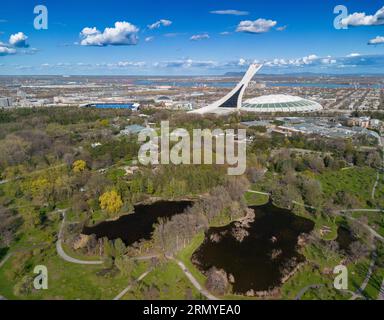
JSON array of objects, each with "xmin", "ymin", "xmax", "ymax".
[{"xmin": 0, "ymin": 0, "xmax": 383, "ymax": 75}]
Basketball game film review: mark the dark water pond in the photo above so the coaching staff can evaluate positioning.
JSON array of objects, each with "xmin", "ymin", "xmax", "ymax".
[
  {"xmin": 192, "ymin": 202, "xmax": 314, "ymax": 294},
  {"xmin": 336, "ymin": 226, "xmax": 355, "ymax": 253},
  {"xmin": 82, "ymin": 201, "xmax": 192, "ymax": 246}
]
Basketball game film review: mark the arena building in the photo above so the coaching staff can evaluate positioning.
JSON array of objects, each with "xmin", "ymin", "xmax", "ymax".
[
  {"xmin": 190, "ymin": 64, "xmax": 323, "ymax": 115},
  {"xmin": 241, "ymin": 94, "xmax": 323, "ymax": 113}
]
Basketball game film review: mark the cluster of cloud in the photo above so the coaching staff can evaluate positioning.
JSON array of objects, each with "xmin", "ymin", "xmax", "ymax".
[
  {"xmin": 9, "ymin": 32, "xmax": 29, "ymax": 48},
  {"xmin": 13, "ymin": 53, "xmax": 382, "ymax": 75},
  {"xmin": 236, "ymin": 19, "xmax": 277, "ymax": 33},
  {"xmin": 190, "ymin": 33, "xmax": 210, "ymax": 41},
  {"xmin": 147, "ymin": 19, "xmax": 172, "ymax": 30},
  {"xmin": 341, "ymin": 6, "xmax": 384, "ymax": 27},
  {"xmin": 368, "ymin": 36, "xmax": 384, "ymax": 45},
  {"xmin": 264, "ymin": 54, "xmax": 337, "ymax": 67},
  {"xmin": 210, "ymin": 10, "xmax": 249, "ymax": 16},
  {"xmin": 80, "ymin": 21, "xmax": 139, "ymax": 46},
  {"xmin": 0, "ymin": 32, "xmax": 29, "ymax": 56}
]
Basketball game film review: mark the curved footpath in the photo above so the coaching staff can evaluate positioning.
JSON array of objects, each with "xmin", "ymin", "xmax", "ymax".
[
  {"xmin": 56, "ymin": 209, "xmax": 103, "ymax": 265},
  {"xmin": 295, "ymin": 284, "xmax": 324, "ymax": 300},
  {"xmin": 166, "ymin": 255, "xmax": 219, "ymax": 300}
]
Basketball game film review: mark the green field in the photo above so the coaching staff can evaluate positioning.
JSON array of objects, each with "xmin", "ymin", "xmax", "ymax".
[
  {"xmin": 122, "ymin": 261, "xmax": 204, "ymax": 300},
  {"xmin": 316, "ymin": 167, "xmax": 379, "ymax": 208}
]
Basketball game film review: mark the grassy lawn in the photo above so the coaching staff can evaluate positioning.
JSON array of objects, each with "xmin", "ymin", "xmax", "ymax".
[
  {"xmin": 122, "ymin": 261, "xmax": 204, "ymax": 300},
  {"xmin": 351, "ymin": 211, "xmax": 384, "ymax": 238},
  {"xmin": 347, "ymin": 258, "xmax": 371, "ymax": 294},
  {"xmin": 176, "ymin": 232, "xmax": 206, "ymax": 286},
  {"xmin": 244, "ymin": 191, "xmax": 269, "ymax": 206},
  {"xmin": 0, "ymin": 244, "xmax": 148, "ymax": 300},
  {"xmin": 316, "ymin": 167, "xmax": 378, "ymax": 208},
  {"xmin": 281, "ymin": 264, "xmax": 331, "ymax": 299}
]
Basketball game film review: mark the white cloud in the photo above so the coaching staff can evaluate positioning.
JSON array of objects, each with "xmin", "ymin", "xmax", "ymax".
[
  {"xmin": 190, "ymin": 33, "xmax": 210, "ymax": 41},
  {"xmin": 210, "ymin": 10, "xmax": 249, "ymax": 16},
  {"xmin": 238, "ymin": 58, "xmax": 246, "ymax": 66},
  {"xmin": 0, "ymin": 45, "xmax": 16, "ymax": 56},
  {"xmin": 264, "ymin": 54, "xmax": 322, "ymax": 67},
  {"xmin": 276, "ymin": 25, "xmax": 287, "ymax": 31},
  {"xmin": 236, "ymin": 19, "xmax": 277, "ymax": 33},
  {"xmin": 368, "ymin": 36, "xmax": 384, "ymax": 45},
  {"xmin": 341, "ymin": 6, "xmax": 384, "ymax": 27},
  {"xmin": 156, "ymin": 58, "xmax": 217, "ymax": 69},
  {"xmin": 145, "ymin": 36, "xmax": 154, "ymax": 42},
  {"xmin": 148, "ymin": 19, "xmax": 172, "ymax": 30},
  {"xmin": 117, "ymin": 61, "xmax": 146, "ymax": 67},
  {"xmin": 347, "ymin": 53, "xmax": 361, "ymax": 57},
  {"xmin": 220, "ymin": 31, "xmax": 231, "ymax": 36},
  {"xmin": 80, "ymin": 21, "xmax": 139, "ymax": 46},
  {"xmin": 9, "ymin": 32, "xmax": 29, "ymax": 48}
]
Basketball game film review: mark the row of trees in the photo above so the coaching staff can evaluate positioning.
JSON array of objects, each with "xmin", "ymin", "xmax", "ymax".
[{"xmin": 152, "ymin": 177, "xmax": 250, "ymax": 255}]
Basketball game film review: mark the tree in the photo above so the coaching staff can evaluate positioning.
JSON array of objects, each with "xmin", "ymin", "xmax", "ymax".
[
  {"xmin": 72, "ymin": 160, "xmax": 87, "ymax": 173},
  {"xmin": 114, "ymin": 256, "xmax": 134, "ymax": 276},
  {"xmin": 205, "ymin": 267, "xmax": 229, "ymax": 295},
  {"xmin": 99, "ymin": 190, "xmax": 123, "ymax": 216}
]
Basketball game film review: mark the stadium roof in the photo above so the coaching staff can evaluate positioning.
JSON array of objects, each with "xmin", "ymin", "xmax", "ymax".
[{"xmin": 242, "ymin": 94, "xmax": 323, "ymax": 113}]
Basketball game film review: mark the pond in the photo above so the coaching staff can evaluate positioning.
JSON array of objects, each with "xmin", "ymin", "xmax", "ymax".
[
  {"xmin": 82, "ymin": 201, "xmax": 192, "ymax": 246},
  {"xmin": 336, "ymin": 226, "xmax": 355, "ymax": 254},
  {"xmin": 192, "ymin": 202, "xmax": 314, "ymax": 295}
]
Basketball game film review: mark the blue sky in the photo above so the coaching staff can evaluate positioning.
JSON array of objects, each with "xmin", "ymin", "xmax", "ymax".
[{"xmin": 0, "ymin": 0, "xmax": 383, "ymax": 75}]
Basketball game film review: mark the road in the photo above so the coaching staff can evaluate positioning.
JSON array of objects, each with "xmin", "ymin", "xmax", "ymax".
[
  {"xmin": 167, "ymin": 255, "xmax": 219, "ymax": 300},
  {"xmin": 56, "ymin": 209, "xmax": 103, "ymax": 265}
]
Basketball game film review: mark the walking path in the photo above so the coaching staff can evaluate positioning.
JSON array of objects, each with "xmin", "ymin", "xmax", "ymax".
[
  {"xmin": 350, "ymin": 253, "xmax": 377, "ymax": 300},
  {"xmin": 167, "ymin": 255, "xmax": 219, "ymax": 300},
  {"xmin": 0, "ymin": 253, "xmax": 12, "ymax": 269},
  {"xmin": 56, "ymin": 209, "xmax": 103, "ymax": 265},
  {"xmin": 338, "ymin": 213, "xmax": 384, "ymax": 242},
  {"xmin": 295, "ymin": 284, "xmax": 323, "ymax": 300},
  {"xmin": 378, "ymin": 279, "xmax": 384, "ymax": 300},
  {"xmin": 372, "ymin": 172, "xmax": 380, "ymax": 200},
  {"xmin": 247, "ymin": 190, "xmax": 270, "ymax": 196},
  {"xmin": 113, "ymin": 270, "xmax": 152, "ymax": 300}
]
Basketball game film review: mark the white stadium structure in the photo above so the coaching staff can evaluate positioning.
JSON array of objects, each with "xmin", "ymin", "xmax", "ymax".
[
  {"xmin": 242, "ymin": 94, "xmax": 322, "ymax": 113},
  {"xmin": 190, "ymin": 64, "xmax": 323, "ymax": 115}
]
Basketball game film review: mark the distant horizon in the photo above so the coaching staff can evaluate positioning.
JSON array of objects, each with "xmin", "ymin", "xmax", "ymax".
[
  {"xmin": 1, "ymin": 72, "xmax": 384, "ymax": 77},
  {"xmin": 0, "ymin": 1, "xmax": 383, "ymax": 75}
]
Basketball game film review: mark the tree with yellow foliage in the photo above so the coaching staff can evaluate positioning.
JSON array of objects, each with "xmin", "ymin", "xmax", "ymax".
[
  {"xmin": 99, "ymin": 190, "xmax": 123, "ymax": 216},
  {"xmin": 72, "ymin": 160, "xmax": 87, "ymax": 173}
]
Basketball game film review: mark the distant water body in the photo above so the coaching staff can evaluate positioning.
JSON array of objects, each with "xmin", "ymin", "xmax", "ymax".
[{"xmin": 134, "ymin": 79, "xmax": 380, "ymax": 89}]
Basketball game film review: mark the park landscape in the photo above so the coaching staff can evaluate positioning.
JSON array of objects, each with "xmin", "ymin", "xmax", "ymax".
[{"xmin": 0, "ymin": 107, "xmax": 383, "ymax": 300}]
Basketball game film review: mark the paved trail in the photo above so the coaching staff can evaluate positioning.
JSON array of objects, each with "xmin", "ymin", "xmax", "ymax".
[
  {"xmin": 349, "ymin": 253, "xmax": 377, "ymax": 300},
  {"xmin": 113, "ymin": 270, "xmax": 152, "ymax": 300},
  {"xmin": 56, "ymin": 209, "xmax": 103, "ymax": 265},
  {"xmin": 378, "ymin": 279, "xmax": 384, "ymax": 300},
  {"xmin": 167, "ymin": 256, "xmax": 219, "ymax": 300},
  {"xmin": 295, "ymin": 284, "xmax": 324, "ymax": 300},
  {"xmin": 0, "ymin": 253, "xmax": 12, "ymax": 269},
  {"xmin": 247, "ymin": 190, "xmax": 270, "ymax": 196}
]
